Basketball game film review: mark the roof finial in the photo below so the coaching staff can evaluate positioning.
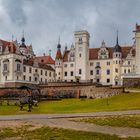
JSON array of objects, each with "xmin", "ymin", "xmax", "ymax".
[
  {"xmin": 49, "ymin": 49, "xmax": 51, "ymax": 56},
  {"xmin": 58, "ymin": 36, "xmax": 60, "ymax": 44},
  {"xmin": 12, "ymin": 34, "xmax": 14, "ymax": 42}
]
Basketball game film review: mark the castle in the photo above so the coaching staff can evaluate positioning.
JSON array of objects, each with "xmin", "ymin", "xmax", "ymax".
[{"xmin": 0, "ymin": 24, "xmax": 140, "ymax": 87}]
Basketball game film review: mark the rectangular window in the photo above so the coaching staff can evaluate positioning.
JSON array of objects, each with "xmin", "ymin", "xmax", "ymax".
[
  {"xmin": 17, "ymin": 64, "xmax": 20, "ymax": 71},
  {"xmin": 96, "ymin": 62, "xmax": 100, "ymax": 66},
  {"xmin": 64, "ymin": 64, "xmax": 67, "ymax": 67},
  {"xmin": 3, "ymin": 64, "xmax": 7, "ymax": 71},
  {"xmin": 23, "ymin": 75, "xmax": 26, "ymax": 80},
  {"xmin": 128, "ymin": 61, "xmax": 131, "ymax": 65},
  {"xmin": 96, "ymin": 69, "xmax": 100, "ymax": 75},
  {"xmin": 107, "ymin": 69, "xmax": 110, "ymax": 75},
  {"xmin": 45, "ymin": 71, "xmax": 47, "ymax": 76},
  {"xmin": 71, "ymin": 71, "xmax": 73, "ymax": 76},
  {"xmin": 35, "ymin": 69, "xmax": 38, "ymax": 72},
  {"xmin": 64, "ymin": 72, "xmax": 67, "ymax": 76},
  {"xmin": 90, "ymin": 62, "xmax": 93, "ymax": 66},
  {"xmin": 29, "ymin": 76, "xmax": 31, "ymax": 81},
  {"xmin": 107, "ymin": 61, "xmax": 110, "ymax": 65},
  {"xmin": 79, "ymin": 69, "xmax": 82, "ymax": 74},
  {"xmin": 29, "ymin": 67, "xmax": 32, "ymax": 73},
  {"xmin": 70, "ymin": 64, "xmax": 74, "ymax": 67},
  {"xmin": 115, "ymin": 68, "xmax": 118, "ymax": 73},
  {"xmin": 41, "ymin": 70, "xmax": 43, "ymax": 75},
  {"xmin": 49, "ymin": 72, "xmax": 51, "ymax": 77},
  {"xmin": 23, "ymin": 66, "xmax": 26, "ymax": 72},
  {"xmin": 90, "ymin": 70, "xmax": 93, "ymax": 75},
  {"xmin": 96, "ymin": 79, "xmax": 100, "ymax": 83},
  {"xmin": 107, "ymin": 79, "xmax": 110, "ymax": 83}
]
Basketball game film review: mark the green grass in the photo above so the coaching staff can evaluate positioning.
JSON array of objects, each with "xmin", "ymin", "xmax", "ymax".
[
  {"xmin": 0, "ymin": 92, "xmax": 140, "ymax": 115},
  {"xmin": 0, "ymin": 125, "xmax": 139, "ymax": 140},
  {"xmin": 76, "ymin": 115, "xmax": 140, "ymax": 129}
]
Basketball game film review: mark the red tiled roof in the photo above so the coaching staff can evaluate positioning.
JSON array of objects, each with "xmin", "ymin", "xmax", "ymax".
[
  {"xmin": 23, "ymin": 59, "xmax": 55, "ymax": 71},
  {"xmin": 63, "ymin": 50, "xmax": 70, "ymax": 62},
  {"xmin": 0, "ymin": 39, "xmax": 17, "ymax": 53},
  {"xmin": 56, "ymin": 49, "xmax": 62, "ymax": 59},
  {"xmin": 89, "ymin": 46, "xmax": 133, "ymax": 60},
  {"xmin": 121, "ymin": 46, "xmax": 132, "ymax": 58},
  {"xmin": 34, "ymin": 55, "xmax": 55, "ymax": 65}
]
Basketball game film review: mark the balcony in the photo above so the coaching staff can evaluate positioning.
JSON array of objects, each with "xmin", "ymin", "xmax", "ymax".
[
  {"xmin": 15, "ymin": 70, "xmax": 22, "ymax": 76},
  {"xmin": 33, "ymin": 72, "xmax": 39, "ymax": 77},
  {"xmin": 3, "ymin": 70, "xmax": 9, "ymax": 76}
]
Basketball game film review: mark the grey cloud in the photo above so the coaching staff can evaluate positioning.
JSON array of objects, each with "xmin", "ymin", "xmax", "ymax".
[{"xmin": 2, "ymin": 0, "xmax": 27, "ymax": 26}]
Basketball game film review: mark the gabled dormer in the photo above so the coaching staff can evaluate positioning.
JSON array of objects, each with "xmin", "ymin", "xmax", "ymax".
[{"xmin": 98, "ymin": 41, "xmax": 109, "ymax": 59}]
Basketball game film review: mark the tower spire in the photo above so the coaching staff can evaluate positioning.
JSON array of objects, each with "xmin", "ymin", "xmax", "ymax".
[
  {"xmin": 21, "ymin": 30, "xmax": 25, "ymax": 45},
  {"xmin": 57, "ymin": 36, "xmax": 61, "ymax": 49},
  {"xmin": 113, "ymin": 30, "xmax": 121, "ymax": 52},
  {"xmin": 116, "ymin": 30, "xmax": 119, "ymax": 45}
]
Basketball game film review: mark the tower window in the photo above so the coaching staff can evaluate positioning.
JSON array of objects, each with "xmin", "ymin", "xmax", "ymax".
[
  {"xmin": 79, "ymin": 53, "xmax": 82, "ymax": 57},
  {"xmin": 90, "ymin": 70, "xmax": 93, "ymax": 75},
  {"xmin": 64, "ymin": 72, "xmax": 67, "ymax": 76},
  {"xmin": 78, "ymin": 38, "xmax": 83, "ymax": 44},
  {"xmin": 79, "ymin": 69, "xmax": 82, "ymax": 74}
]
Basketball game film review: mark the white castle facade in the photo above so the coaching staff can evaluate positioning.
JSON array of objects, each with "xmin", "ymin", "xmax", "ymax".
[{"xmin": 0, "ymin": 24, "xmax": 140, "ymax": 87}]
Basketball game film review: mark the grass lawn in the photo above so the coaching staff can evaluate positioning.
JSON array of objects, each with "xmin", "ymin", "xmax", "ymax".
[
  {"xmin": 0, "ymin": 92, "xmax": 140, "ymax": 115},
  {"xmin": 0, "ymin": 125, "xmax": 139, "ymax": 140},
  {"xmin": 76, "ymin": 115, "xmax": 140, "ymax": 129}
]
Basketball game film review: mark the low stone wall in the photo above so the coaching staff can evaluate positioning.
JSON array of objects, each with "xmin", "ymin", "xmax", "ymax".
[
  {"xmin": 123, "ymin": 77, "xmax": 140, "ymax": 88},
  {"xmin": 0, "ymin": 83, "xmax": 124, "ymax": 99},
  {"xmin": 40, "ymin": 84, "xmax": 124, "ymax": 99}
]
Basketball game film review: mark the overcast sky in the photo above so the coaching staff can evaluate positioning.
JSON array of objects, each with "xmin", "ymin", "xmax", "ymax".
[{"xmin": 0, "ymin": 0, "xmax": 140, "ymax": 58}]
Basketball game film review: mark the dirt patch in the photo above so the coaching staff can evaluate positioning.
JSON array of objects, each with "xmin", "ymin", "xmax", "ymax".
[{"xmin": 0, "ymin": 120, "xmax": 43, "ymax": 130}]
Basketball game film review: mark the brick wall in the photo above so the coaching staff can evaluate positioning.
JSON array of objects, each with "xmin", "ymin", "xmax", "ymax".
[{"xmin": 123, "ymin": 77, "xmax": 140, "ymax": 88}]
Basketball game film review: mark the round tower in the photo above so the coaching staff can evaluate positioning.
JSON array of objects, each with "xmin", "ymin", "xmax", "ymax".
[
  {"xmin": 55, "ymin": 40, "xmax": 63, "ymax": 82},
  {"xmin": 112, "ymin": 31, "xmax": 122, "ymax": 86}
]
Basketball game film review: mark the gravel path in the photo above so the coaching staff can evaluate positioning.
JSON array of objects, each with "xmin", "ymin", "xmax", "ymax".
[
  {"xmin": 0, "ymin": 110, "xmax": 140, "ymax": 121},
  {"xmin": 0, "ymin": 110, "xmax": 140, "ymax": 138}
]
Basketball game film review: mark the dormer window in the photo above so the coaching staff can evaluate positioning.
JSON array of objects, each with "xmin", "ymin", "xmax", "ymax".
[{"xmin": 98, "ymin": 48, "xmax": 109, "ymax": 59}]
